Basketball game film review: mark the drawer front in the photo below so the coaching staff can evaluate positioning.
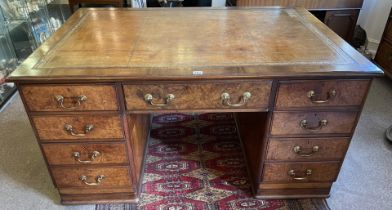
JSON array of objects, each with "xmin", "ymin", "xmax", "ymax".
[
  {"xmin": 32, "ymin": 115, "xmax": 124, "ymax": 140},
  {"xmin": 42, "ymin": 142, "xmax": 128, "ymax": 165},
  {"xmin": 262, "ymin": 162, "xmax": 340, "ymax": 183},
  {"xmin": 51, "ymin": 166, "xmax": 132, "ymax": 188},
  {"xmin": 275, "ymin": 80, "xmax": 370, "ymax": 109},
  {"xmin": 266, "ymin": 137, "xmax": 350, "ymax": 161},
  {"xmin": 270, "ymin": 111, "xmax": 358, "ymax": 136},
  {"xmin": 20, "ymin": 85, "xmax": 119, "ymax": 111},
  {"xmin": 375, "ymin": 41, "xmax": 392, "ymax": 71},
  {"xmin": 123, "ymin": 81, "xmax": 272, "ymax": 111}
]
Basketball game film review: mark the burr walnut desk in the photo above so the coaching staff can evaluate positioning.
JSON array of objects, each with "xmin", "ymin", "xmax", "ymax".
[{"xmin": 7, "ymin": 8, "xmax": 383, "ymax": 204}]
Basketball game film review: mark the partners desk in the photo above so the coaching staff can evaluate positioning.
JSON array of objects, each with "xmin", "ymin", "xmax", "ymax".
[{"xmin": 7, "ymin": 8, "xmax": 383, "ymax": 204}]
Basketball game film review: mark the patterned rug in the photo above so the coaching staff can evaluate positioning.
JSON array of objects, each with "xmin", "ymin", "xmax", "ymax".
[{"xmin": 97, "ymin": 113, "xmax": 330, "ymax": 210}]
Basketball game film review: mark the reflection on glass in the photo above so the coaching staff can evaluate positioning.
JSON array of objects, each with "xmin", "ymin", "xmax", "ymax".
[{"xmin": 0, "ymin": 0, "xmax": 71, "ymax": 107}]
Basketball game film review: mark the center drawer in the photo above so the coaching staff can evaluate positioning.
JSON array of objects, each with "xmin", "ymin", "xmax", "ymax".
[
  {"xmin": 123, "ymin": 81, "xmax": 272, "ymax": 111},
  {"xmin": 32, "ymin": 115, "xmax": 124, "ymax": 140}
]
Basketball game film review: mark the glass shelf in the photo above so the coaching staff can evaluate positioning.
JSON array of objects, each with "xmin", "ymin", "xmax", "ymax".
[
  {"xmin": 0, "ymin": 21, "xmax": 18, "ymax": 109},
  {"xmin": 0, "ymin": 0, "xmax": 71, "ymax": 109}
]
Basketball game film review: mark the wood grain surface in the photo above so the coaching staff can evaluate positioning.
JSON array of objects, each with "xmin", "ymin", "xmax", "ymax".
[
  {"xmin": 123, "ymin": 81, "xmax": 272, "ymax": 111},
  {"xmin": 259, "ymin": 182, "xmax": 332, "ymax": 190},
  {"xmin": 127, "ymin": 114, "xmax": 150, "ymax": 185},
  {"xmin": 59, "ymin": 187, "xmax": 133, "ymax": 195},
  {"xmin": 262, "ymin": 162, "xmax": 340, "ymax": 183},
  {"xmin": 7, "ymin": 8, "xmax": 382, "ymax": 83},
  {"xmin": 42, "ymin": 142, "xmax": 128, "ymax": 165},
  {"xmin": 236, "ymin": 0, "xmax": 364, "ymax": 9},
  {"xmin": 21, "ymin": 85, "xmax": 119, "ymax": 111},
  {"xmin": 51, "ymin": 166, "xmax": 132, "ymax": 188},
  {"xmin": 275, "ymin": 79, "xmax": 370, "ymax": 109},
  {"xmin": 32, "ymin": 115, "xmax": 124, "ymax": 140},
  {"xmin": 270, "ymin": 111, "xmax": 358, "ymax": 136},
  {"xmin": 266, "ymin": 137, "xmax": 350, "ymax": 161}
]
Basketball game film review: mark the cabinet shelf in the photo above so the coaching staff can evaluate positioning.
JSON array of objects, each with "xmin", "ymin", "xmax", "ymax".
[{"xmin": 0, "ymin": 0, "xmax": 71, "ymax": 108}]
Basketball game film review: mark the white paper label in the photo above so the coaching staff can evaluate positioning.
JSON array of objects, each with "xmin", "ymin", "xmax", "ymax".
[{"xmin": 192, "ymin": 71, "xmax": 204, "ymax": 76}]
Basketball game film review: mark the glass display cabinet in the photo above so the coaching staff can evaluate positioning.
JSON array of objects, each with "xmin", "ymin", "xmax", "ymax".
[
  {"xmin": 0, "ymin": 7, "xmax": 18, "ymax": 108},
  {"xmin": 0, "ymin": 0, "xmax": 70, "ymax": 109}
]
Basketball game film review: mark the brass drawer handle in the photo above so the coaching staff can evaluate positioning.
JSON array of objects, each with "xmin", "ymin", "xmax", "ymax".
[
  {"xmin": 80, "ymin": 175, "xmax": 105, "ymax": 186},
  {"xmin": 288, "ymin": 169, "xmax": 312, "ymax": 181},
  {"xmin": 300, "ymin": 119, "xmax": 327, "ymax": 130},
  {"xmin": 221, "ymin": 92, "xmax": 252, "ymax": 107},
  {"xmin": 144, "ymin": 94, "xmax": 175, "ymax": 107},
  {"xmin": 72, "ymin": 151, "xmax": 101, "ymax": 163},
  {"xmin": 307, "ymin": 90, "xmax": 336, "ymax": 104},
  {"xmin": 54, "ymin": 95, "xmax": 87, "ymax": 109},
  {"xmin": 293, "ymin": 145, "xmax": 319, "ymax": 157},
  {"xmin": 64, "ymin": 124, "xmax": 94, "ymax": 136}
]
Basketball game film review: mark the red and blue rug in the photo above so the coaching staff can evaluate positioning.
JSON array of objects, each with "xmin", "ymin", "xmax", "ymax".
[{"xmin": 97, "ymin": 113, "xmax": 329, "ymax": 210}]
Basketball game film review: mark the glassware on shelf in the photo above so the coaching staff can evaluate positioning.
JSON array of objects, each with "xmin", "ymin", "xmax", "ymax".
[
  {"xmin": 0, "ymin": 33, "xmax": 18, "ymax": 107},
  {"xmin": 0, "ymin": 0, "xmax": 71, "ymax": 108}
]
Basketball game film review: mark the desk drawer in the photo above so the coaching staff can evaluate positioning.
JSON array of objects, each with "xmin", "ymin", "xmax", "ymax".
[
  {"xmin": 270, "ymin": 111, "xmax": 358, "ymax": 136},
  {"xmin": 262, "ymin": 162, "xmax": 340, "ymax": 183},
  {"xmin": 42, "ymin": 142, "xmax": 128, "ymax": 165},
  {"xmin": 266, "ymin": 137, "xmax": 350, "ymax": 161},
  {"xmin": 123, "ymin": 81, "xmax": 272, "ymax": 111},
  {"xmin": 20, "ymin": 85, "xmax": 119, "ymax": 112},
  {"xmin": 275, "ymin": 80, "xmax": 370, "ymax": 109},
  {"xmin": 32, "ymin": 115, "xmax": 124, "ymax": 140},
  {"xmin": 51, "ymin": 166, "xmax": 132, "ymax": 188}
]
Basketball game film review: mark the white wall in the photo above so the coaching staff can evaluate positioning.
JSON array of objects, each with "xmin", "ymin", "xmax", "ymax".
[{"xmin": 357, "ymin": 0, "xmax": 392, "ymax": 53}]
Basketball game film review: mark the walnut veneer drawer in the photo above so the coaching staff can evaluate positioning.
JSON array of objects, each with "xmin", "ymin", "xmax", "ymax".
[
  {"xmin": 266, "ymin": 137, "xmax": 350, "ymax": 161},
  {"xmin": 270, "ymin": 111, "xmax": 358, "ymax": 136},
  {"xmin": 262, "ymin": 162, "xmax": 340, "ymax": 183},
  {"xmin": 51, "ymin": 166, "xmax": 132, "ymax": 188},
  {"xmin": 32, "ymin": 115, "xmax": 124, "ymax": 140},
  {"xmin": 275, "ymin": 80, "xmax": 370, "ymax": 109},
  {"xmin": 42, "ymin": 142, "xmax": 128, "ymax": 165},
  {"xmin": 123, "ymin": 81, "xmax": 272, "ymax": 111},
  {"xmin": 20, "ymin": 85, "xmax": 119, "ymax": 112}
]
